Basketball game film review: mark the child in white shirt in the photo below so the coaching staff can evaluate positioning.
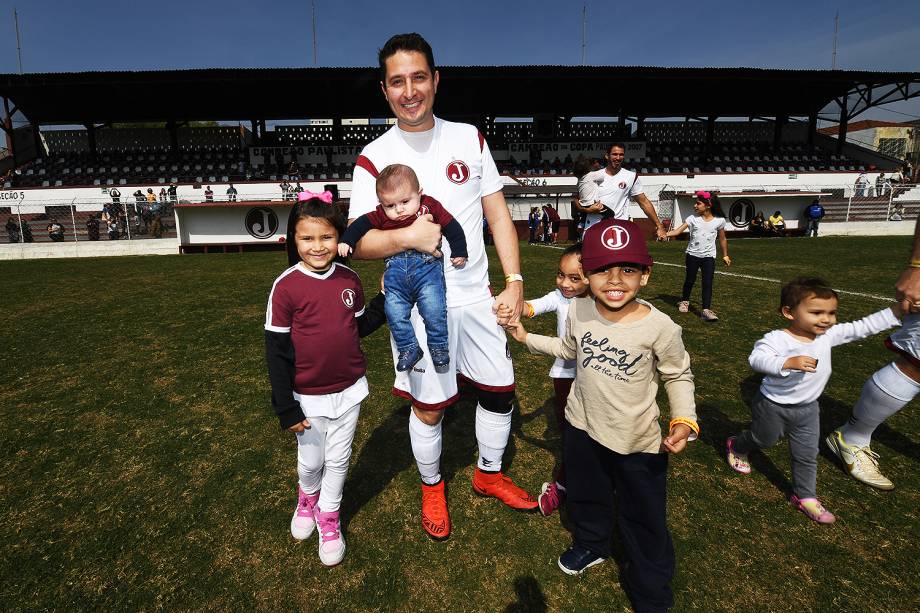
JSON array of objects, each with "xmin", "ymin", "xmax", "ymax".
[{"xmin": 726, "ymin": 276, "xmax": 901, "ymax": 523}]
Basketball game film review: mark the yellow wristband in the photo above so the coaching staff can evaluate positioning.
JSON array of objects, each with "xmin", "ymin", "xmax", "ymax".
[
  {"xmin": 910, "ymin": 259, "xmax": 920, "ymax": 269},
  {"xmin": 525, "ymin": 302, "xmax": 535, "ymax": 318},
  {"xmin": 505, "ymin": 273, "xmax": 523, "ymax": 284},
  {"xmin": 669, "ymin": 417, "xmax": 700, "ymax": 436}
]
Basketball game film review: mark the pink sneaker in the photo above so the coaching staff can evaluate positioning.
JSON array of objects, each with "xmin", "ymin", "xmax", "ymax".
[
  {"xmin": 315, "ymin": 508, "xmax": 346, "ymax": 566},
  {"xmin": 726, "ymin": 436, "xmax": 751, "ymax": 474},
  {"xmin": 538, "ymin": 481, "xmax": 566, "ymax": 516},
  {"xmin": 290, "ymin": 486, "xmax": 319, "ymax": 540},
  {"xmin": 790, "ymin": 495, "xmax": 836, "ymax": 524}
]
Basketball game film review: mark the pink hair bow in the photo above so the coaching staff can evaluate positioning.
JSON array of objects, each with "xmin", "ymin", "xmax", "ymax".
[
  {"xmin": 694, "ymin": 190, "xmax": 712, "ymax": 200},
  {"xmin": 297, "ymin": 190, "xmax": 334, "ymax": 203}
]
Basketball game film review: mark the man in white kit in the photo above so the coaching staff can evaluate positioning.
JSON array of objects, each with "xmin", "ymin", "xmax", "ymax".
[
  {"xmin": 578, "ymin": 142, "xmax": 667, "ymax": 239},
  {"xmin": 348, "ymin": 33, "xmax": 537, "ymax": 541}
]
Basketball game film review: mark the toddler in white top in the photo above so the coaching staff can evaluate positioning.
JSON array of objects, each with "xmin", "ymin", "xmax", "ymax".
[
  {"xmin": 521, "ymin": 243, "xmax": 589, "ymax": 516},
  {"xmin": 726, "ymin": 276, "xmax": 901, "ymax": 524}
]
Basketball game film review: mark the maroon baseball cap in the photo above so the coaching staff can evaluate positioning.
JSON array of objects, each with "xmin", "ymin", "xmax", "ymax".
[{"xmin": 581, "ymin": 219, "xmax": 653, "ymax": 271}]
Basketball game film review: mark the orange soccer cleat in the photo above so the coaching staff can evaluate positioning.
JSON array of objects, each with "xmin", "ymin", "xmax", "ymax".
[
  {"xmin": 420, "ymin": 479, "xmax": 451, "ymax": 541},
  {"xmin": 472, "ymin": 468, "xmax": 538, "ymax": 512}
]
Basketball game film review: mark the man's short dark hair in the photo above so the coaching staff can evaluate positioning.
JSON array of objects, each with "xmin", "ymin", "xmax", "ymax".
[
  {"xmin": 378, "ymin": 33, "xmax": 436, "ymax": 81},
  {"xmin": 780, "ymin": 276, "xmax": 838, "ymax": 312},
  {"xmin": 608, "ymin": 142, "xmax": 627, "ymax": 154}
]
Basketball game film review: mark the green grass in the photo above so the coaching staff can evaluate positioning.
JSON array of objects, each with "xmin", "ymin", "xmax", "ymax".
[{"xmin": 2, "ymin": 235, "xmax": 919, "ymax": 611}]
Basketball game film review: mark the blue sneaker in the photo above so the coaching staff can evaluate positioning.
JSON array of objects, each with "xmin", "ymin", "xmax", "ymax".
[
  {"xmin": 396, "ymin": 346, "xmax": 424, "ymax": 372},
  {"xmin": 558, "ymin": 545, "xmax": 605, "ymax": 576},
  {"xmin": 430, "ymin": 348, "xmax": 450, "ymax": 374}
]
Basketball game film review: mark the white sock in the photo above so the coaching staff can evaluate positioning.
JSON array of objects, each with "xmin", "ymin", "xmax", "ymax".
[
  {"xmin": 409, "ymin": 411, "xmax": 442, "ymax": 485},
  {"xmin": 840, "ymin": 363, "xmax": 920, "ymax": 447},
  {"xmin": 475, "ymin": 404, "xmax": 512, "ymax": 472}
]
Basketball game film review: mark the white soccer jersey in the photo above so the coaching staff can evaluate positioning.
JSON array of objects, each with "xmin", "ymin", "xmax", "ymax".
[
  {"xmin": 350, "ymin": 117, "xmax": 504, "ymax": 308},
  {"xmin": 584, "ymin": 167, "xmax": 643, "ymax": 224},
  {"xmin": 684, "ymin": 215, "xmax": 726, "ymax": 258},
  {"xmin": 528, "ymin": 288, "xmax": 576, "ymax": 378}
]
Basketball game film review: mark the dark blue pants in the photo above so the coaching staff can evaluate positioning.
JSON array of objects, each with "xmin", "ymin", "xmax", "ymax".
[
  {"xmin": 682, "ymin": 253, "xmax": 715, "ymax": 310},
  {"xmin": 565, "ymin": 426, "xmax": 674, "ymax": 613},
  {"xmin": 384, "ymin": 250, "xmax": 448, "ymax": 354}
]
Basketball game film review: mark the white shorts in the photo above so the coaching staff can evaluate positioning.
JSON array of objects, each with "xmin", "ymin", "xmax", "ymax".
[
  {"xmin": 390, "ymin": 296, "xmax": 515, "ymax": 410},
  {"xmin": 887, "ymin": 313, "xmax": 920, "ymax": 363}
]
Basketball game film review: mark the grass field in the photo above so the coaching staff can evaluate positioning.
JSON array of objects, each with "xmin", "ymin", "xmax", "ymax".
[{"xmin": 2, "ymin": 235, "xmax": 920, "ymax": 611}]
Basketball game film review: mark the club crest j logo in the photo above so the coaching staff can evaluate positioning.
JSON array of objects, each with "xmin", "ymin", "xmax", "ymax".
[
  {"xmin": 600, "ymin": 224, "xmax": 630, "ymax": 250},
  {"xmin": 341, "ymin": 289, "xmax": 356, "ymax": 309}
]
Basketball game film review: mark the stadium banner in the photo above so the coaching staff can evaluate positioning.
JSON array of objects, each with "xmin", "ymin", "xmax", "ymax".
[
  {"xmin": 249, "ymin": 145, "xmax": 367, "ymax": 167},
  {"xmin": 249, "ymin": 146, "xmax": 326, "ymax": 166},
  {"xmin": 501, "ymin": 141, "xmax": 646, "ymax": 162}
]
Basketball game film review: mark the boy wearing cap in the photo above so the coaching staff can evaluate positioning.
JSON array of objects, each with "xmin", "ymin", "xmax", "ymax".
[{"xmin": 504, "ymin": 219, "xmax": 697, "ymax": 612}]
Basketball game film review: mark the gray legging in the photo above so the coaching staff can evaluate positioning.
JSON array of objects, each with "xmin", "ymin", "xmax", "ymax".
[
  {"xmin": 734, "ymin": 392, "xmax": 820, "ymax": 499},
  {"xmin": 682, "ymin": 254, "xmax": 715, "ymax": 309}
]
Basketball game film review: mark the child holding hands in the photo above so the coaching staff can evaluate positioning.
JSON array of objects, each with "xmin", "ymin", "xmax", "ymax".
[
  {"xmin": 726, "ymin": 276, "xmax": 901, "ymax": 523},
  {"xmin": 505, "ymin": 219, "xmax": 697, "ymax": 612}
]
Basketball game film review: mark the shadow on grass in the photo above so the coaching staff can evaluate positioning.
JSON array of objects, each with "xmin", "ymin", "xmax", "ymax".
[
  {"xmin": 341, "ymin": 402, "xmax": 415, "ymax": 531},
  {"xmin": 504, "ymin": 575, "xmax": 547, "ymax": 613},
  {"xmin": 692, "ymin": 373, "xmax": 793, "ymax": 497}
]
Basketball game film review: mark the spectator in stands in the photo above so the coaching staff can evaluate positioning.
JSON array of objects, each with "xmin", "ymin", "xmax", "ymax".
[
  {"xmin": 20, "ymin": 218, "xmax": 33, "ymax": 242},
  {"xmin": 133, "ymin": 190, "xmax": 145, "ymax": 211},
  {"xmin": 159, "ymin": 187, "xmax": 168, "ymax": 204},
  {"xmin": 109, "ymin": 187, "xmax": 121, "ymax": 207},
  {"xmin": 101, "ymin": 202, "xmax": 112, "ymax": 224},
  {"xmin": 227, "ymin": 183, "xmax": 238, "ymax": 202},
  {"xmin": 107, "ymin": 216, "xmax": 119, "ymax": 240},
  {"xmin": 204, "ymin": 185, "xmax": 214, "ymax": 202},
  {"xmin": 149, "ymin": 196, "xmax": 164, "ymax": 239},
  {"xmin": 805, "ymin": 199, "xmax": 826, "ymax": 237},
  {"xmin": 294, "ymin": 181, "xmax": 304, "ymax": 198},
  {"xmin": 86, "ymin": 214, "xmax": 100, "ymax": 241},
  {"xmin": 768, "ymin": 210, "xmax": 786, "ymax": 237},
  {"xmin": 749, "ymin": 211, "xmax": 766, "ymax": 236},
  {"xmin": 876, "ymin": 173, "xmax": 889, "ymax": 197},
  {"xmin": 146, "ymin": 188, "xmax": 157, "ymax": 207},
  {"xmin": 168, "ymin": 182, "xmax": 178, "ymax": 204},
  {"xmin": 6, "ymin": 216, "xmax": 20, "ymax": 243},
  {"xmin": 280, "ymin": 179, "xmax": 291, "ymax": 201},
  {"xmin": 46, "ymin": 219, "xmax": 65, "ymax": 242},
  {"xmin": 855, "ymin": 172, "xmax": 869, "ymax": 197}
]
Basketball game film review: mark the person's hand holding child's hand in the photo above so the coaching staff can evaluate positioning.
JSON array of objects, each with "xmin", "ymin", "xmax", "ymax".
[
  {"xmin": 503, "ymin": 320, "xmax": 528, "ymax": 343},
  {"xmin": 337, "ymin": 243, "xmax": 352, "ymax": 258},
  {"xmin": 451, "ymin": 257, "xmax": 467, "ymax": 268}
]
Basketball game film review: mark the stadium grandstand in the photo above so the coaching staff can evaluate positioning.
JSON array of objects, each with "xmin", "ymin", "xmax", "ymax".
[{"xmin": 0, "ymin": 65, "xmax": 918, "ymax": 249}]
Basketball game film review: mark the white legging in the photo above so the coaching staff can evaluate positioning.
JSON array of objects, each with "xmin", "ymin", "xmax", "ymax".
[{"xmin": 296, "ymin": 402, "xmax": 361, "ymax": 513}]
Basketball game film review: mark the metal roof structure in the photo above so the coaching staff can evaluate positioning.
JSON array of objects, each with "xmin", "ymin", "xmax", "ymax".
[{"xmin": 1, "ymin": 65, "xmax": 918, "ymax": 126}]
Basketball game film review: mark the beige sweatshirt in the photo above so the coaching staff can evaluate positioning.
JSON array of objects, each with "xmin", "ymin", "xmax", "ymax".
[{"xmin": 526, "ymin": 297, "xmax": 697, "ymax": 454}]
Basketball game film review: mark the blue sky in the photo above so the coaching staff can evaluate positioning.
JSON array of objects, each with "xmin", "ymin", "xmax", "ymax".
[{"xmin": 0, "ymin": 0, "xmax": 917, "ymax": 120}]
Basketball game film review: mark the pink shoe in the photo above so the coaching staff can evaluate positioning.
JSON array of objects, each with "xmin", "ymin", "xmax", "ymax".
[
  {"xmin": 726, "ymin": 436, "xmax": 751, "ymax": 474},
  {"xmin": 790, "ymin": 495, "xmax": 836, "ymax": 524},
  {"xmin": 538, "ymin": 481, "xmax": 566, "ymax": 517},
  {"xmin": 315, "ymin": 508, "xmax": 346, "ymax": 566},
  {"xmin": 290, "ymin": 486, "xmax": 319, "ymax": 540}
]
